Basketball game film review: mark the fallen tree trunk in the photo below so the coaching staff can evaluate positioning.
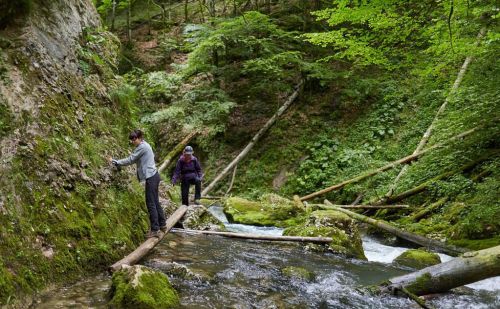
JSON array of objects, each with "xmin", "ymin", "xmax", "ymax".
[
  {"xmin": 300, "ymin": 126, "xmax": 480, "ymax": 201},
  {"xmin": 317, "ymin": 204, "xmax": 409, "ymax": 210},
  {"xmin": 202, "ymin": 80, "xmax": 304, "ymax": 195},
  {"xmin": 171, "ymin": 228, "xmax": 332, "ymax": 244},
  {"xmin": 375, "ymin": 150, "xmax": 499, "ymax": 205},
  {"xmin": 324, "ymin": 200, "xmax": 468, "ymax": 256},
  {"xmin": 158, "ymin": 131, "xmax": 198, "ymax": 174},
  {"xmin": 225, "ymin": 165, "xmax": 237, "ymax": 196},
  {"xmin": 384, "ymin": 28, "xmax": 487, "ymax": 198},
  {"xmin": 110, "ymin": 205, "xmax": 188, "ymax": 272},
  {"xmin": 408, "ymin": 197, "xmax": 448, "ymax": 222},
  {"xmin": 381, "ymin": 245, "xmax": 500, "ymax": 296}
]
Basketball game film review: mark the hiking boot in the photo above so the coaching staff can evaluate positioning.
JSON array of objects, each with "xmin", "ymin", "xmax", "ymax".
[
  {"xmin": 160, "ymin": 225, "xmax": 168, "ymax": 233},
  {"xmin": 145, "ymin": 230, "xmax": 160, "ymax": 238}
]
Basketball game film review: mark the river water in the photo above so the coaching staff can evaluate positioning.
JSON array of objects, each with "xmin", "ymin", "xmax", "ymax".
[{"xmin": 34, "ymin": 206, "xmax": 500, "ymax": 308}]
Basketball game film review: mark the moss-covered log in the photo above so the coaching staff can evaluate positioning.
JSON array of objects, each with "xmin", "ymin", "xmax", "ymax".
[
  {"xmin": 158, "ymin": 131, "xmax": 198, "ymax": 174},
  {"xmin": 300, "ymin": 126, "xmax": 481, "ymax": 201},
  {"xmin": 383, "ymin": 245, "xmax": 500, "ymax": 296},
  {"xmin": 408, "ymin": 198, "xmax": 448, "ymax": 222},
  {"xmin": 324, "ymin": 200, "xmax": 468, "ymax": 256},
  {"xmin": 110, "ymin": 205, "xmax": 188, "ymax": 272},
  {"xmin": 375, "ymin": 150, "xmax": 499, "ymax": 205}
]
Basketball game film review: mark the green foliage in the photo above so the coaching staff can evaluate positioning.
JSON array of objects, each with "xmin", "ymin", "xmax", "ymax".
[
  {"xmin": 138, "ymin": 71, "xmax": 182, "ymax": 103},
  {"xmin": 0, "ymin": 98, "xmax": 13, "ymax": 137},
  {"xmin": 306, "ymin": 0, "xmax": 496, "ymax": 72}
]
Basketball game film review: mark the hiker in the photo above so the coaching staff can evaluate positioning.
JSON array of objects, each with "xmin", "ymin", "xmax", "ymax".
[
  {"xmin": 108, "ymin": 129, "xmax": 166, "ymax": 238},
  {"xmin": 171, "ymin": 146, "xmax": 203, "ymax": 205}
]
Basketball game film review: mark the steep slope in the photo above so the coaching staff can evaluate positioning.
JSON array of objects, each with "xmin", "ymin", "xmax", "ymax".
[{"xmin": 0, "ymin": 0, "xmax": 149, "ymax": 304}]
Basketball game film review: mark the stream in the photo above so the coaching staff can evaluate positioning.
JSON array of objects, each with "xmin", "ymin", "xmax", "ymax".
[{"xmin": 34, "ymin": 206, "xmax": 500, "ymax": 308}]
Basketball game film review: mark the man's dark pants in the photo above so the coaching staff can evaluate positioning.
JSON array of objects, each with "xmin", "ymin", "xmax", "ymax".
[
  {"xmin": 181, "ymin": 178, "xmax": 201, "ymax": 205},
  {"xmin": 145, "ymin": 172, "xmax": 166, "ymax": 231}
]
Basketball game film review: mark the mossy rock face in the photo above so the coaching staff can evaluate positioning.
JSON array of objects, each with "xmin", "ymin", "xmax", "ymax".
[
  {"xmin": 223, "ymin": 194, "xmax": 302, "ymax": 227},
  {"xmin": 281, "ymin": 266, "xmax": 315, "ymax": 282},
  {"xmin": 109, "ymin": 265, "xmax": 179, "ymax": 309},
  {"xmin": 283, "ymin": 210, "xmax": 366, "ymax": 260},
  {"xmin": 394, "ymin": 249, "xmax": 441, "ymax": 269}
]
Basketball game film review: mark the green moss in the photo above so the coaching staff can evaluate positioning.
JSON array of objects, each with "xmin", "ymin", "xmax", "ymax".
[
  {"xmin": 281, "ymin": 266, "xmax": 315, "ymax": 281},
  {"xmin": 223, "ymin": 194, "xmax": 301, "ymax": 227},
  {"xmin": 0, "ymin": 98, "xmax": 13, "ymax": 137},
  {"xmin": 405, "ymin": 272, "xmax": 433, "ymax": 295},
  {"xmin": 448, "ymin": 237, "xmax": 500, "ymax": 251},
  {"xmin": 110, "ymin": 266, "xmax": 179, "ymax": 309},
  {"xmin": 394, "ymin": 249, "xmax": 441, "ymax": 269}
]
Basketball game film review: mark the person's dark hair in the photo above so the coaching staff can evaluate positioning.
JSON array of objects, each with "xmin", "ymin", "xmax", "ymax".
[{"xmin": 129, "ymin": 129, "xmax": 144, "ymax": 140}]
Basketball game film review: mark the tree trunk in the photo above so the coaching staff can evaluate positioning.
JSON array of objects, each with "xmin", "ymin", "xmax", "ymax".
[
  {"xmin": 324, "ymin": 200, "xmax": 468, "ymax": 256},
  {"xmin": 127, "ymin": 0, "xmax": 132, "ymax": 42},
  {"xmin": 300, "ymin": 126, "xmax": 481, "ymax": 201},
  {"xmin": 202, "ymin": 81, "xmax": 303, "ymax": 195},
  {"xmin": 224, "ymin": 165, "xmax": 237, "ymax": 196},
  {"xmin": 384, "ymin": 28, "xmax": 487, "ymax": 197},
  {"xmin": 110, "ymin": 205, "xmax": 188, "ymax": 272},
  {"xmin": 184, "ymin": 0, "xmax": 189, "ymax": 22},
  {"xmin": 408, "ymin": 197, "xmax": 448, "ymax": 222},
  {"xmin": 111, "ymin": 0, "xmax": 117, "ymax": 31},
  {"xmin": 317, "ymin": 204, "xmax": 409, "ymax": 210},
  {"xmin": 158, "ymin": 131, "xmax": 198, "ymax": 174},
  {"xmin": 374, "ymin": 150, "xmax": 499, "ymax": 205},
  {"xmin": 232, "ymin": 0, "xmax": 237, "ymax": 16},
  {"xmin": 381, "ymin": 245, "xmax": 500, "ymax": 296},
  {"xmin": 172, "ymin": 228, "xmax": 333, "ymax": 243}
]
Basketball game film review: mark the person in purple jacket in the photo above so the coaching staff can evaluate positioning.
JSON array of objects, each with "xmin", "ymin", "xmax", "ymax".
[{"xmin": 171, "ymin": 146, "xmax": 203, "ymax": 205}]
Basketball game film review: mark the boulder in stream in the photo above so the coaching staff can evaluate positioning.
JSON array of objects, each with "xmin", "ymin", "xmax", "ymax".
[
  {"xmin": 109, "ymin": 265, "xmax": 179, "ymax": 309},
  {"xmin": 182, "ymin": 204, "xmax": 226, "ymax": 231},
  {"xmin": 393, "ymin": 248, "xmax": 441, "ymax": 269},
  {"xmin": 283, "ymin": 210, "xmax": 366, "ymax": 259},
  {"xmin": 281, "ymin": 266, "xmax": 315, "ymax": 282},
  {"xmin": 224, "ymin": 194, "xmax": 304, "ymax": 227}
]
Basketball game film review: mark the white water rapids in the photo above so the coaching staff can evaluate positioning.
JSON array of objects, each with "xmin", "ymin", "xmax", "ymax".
[{"xmin": 209, "ymin": 205, "xmax": 500, "ymax": 292}]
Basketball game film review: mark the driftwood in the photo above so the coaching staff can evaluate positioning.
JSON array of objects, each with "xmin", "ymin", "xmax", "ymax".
[
  {"xmin": 376, "ymin": 150, "xmax": 499, "ymax": 205},
  {"xmin": 202, "ymin": 80, "xmax": 304, "ymax": 195},
  {"xmin": 158, "ymin": 131, "xmax": 198, "ymax": 174},
  {"xmin": 324, "ymin": 200, "xmax": 468, "ymax": 256},
  {"xmin": 384, "ymin": 28, "xmax": 487, "ymax": 197},
  {"xmin": 110, "ymin": 205, "xmax": 188, "ymax": 272},
  {"xmin": 171, "ymin": 228, "xmax": 332, "ymax": 243},
  {"xmin": 300, "ymin": 126, "xmax": 480, "ymax": 201},
  {"xmin": 317, "ymin": 204, "xmax": 409, "ymax": 210},
  {"xmin": 381, "ymin": 245, "xmax": 500, "ymax": 296}
]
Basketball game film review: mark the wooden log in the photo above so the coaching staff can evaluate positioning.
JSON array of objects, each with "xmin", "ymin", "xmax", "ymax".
[
  {"xmin": 375, "ymin": 150, "xmax": 499, "ymax": 205},
  {"xmin": 110, "ymin": 205, "xmax": 188, "ymax": 272},
  {"xmin": 408, "ymin": 197, "xmax": 448, "ymax": 222},
  {"xmin": 158, "ymin": 131, "xmax": 198, "ymax": 174},
  {"xmin": 384, "ymin": 28, "xmax": 487, "ymax": 197},
  {"xmin": 299, "ymin": 126, "xmax": 480, "ymax": 201},
  {"xmin": 382, "ymin": 245, "xmax": 500, "ymax": 296},
  {"xmin": 202, "ymin": 80, "xmax": 304, "ymax": 196},
  {"xmin": 324, "ymin": 200, "xmax": 468, "ymax": 256},
  {"xmin": 225, "ymin": 165, "xmax": 238, "ymax": 196},
  {"xmin": 317, "ymin": 204, "xmax": 409, "ymax": 210},
  {"xmin": 171, "ymin": 228, "xmax": 332, "ymax": 243}
]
